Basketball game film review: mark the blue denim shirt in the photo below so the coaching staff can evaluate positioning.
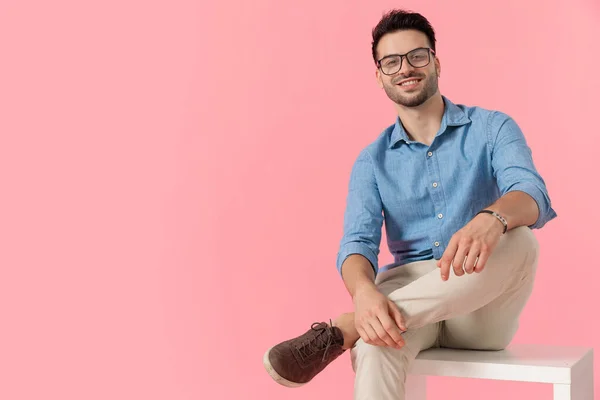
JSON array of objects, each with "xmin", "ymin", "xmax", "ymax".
[{"xmin": 336, "ymin": 96, "xmax": 557, "ymax": 276}]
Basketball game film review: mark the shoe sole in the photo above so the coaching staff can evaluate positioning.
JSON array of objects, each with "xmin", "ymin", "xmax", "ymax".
[{"xmin": 262, "ymin": 346, "xmax": 305, "ymax": 388}]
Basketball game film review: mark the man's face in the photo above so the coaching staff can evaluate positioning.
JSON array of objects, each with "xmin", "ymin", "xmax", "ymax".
[{"xmin": 375, "ymin": 30, "xmax": 440, "ymax": 108}]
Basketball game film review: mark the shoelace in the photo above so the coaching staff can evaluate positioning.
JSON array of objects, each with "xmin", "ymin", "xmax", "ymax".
[{"xmin": 295, "ymin": 319, "xmax": 338, "ymax": 363}]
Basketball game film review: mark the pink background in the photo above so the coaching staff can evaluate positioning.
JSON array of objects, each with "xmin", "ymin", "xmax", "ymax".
[{"xmin": 1, "ymin": 0, "xmax": 599, "ymax": 399}]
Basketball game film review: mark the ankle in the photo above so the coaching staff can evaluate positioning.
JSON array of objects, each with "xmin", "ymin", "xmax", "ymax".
[{"xmin": 332, "ymin": 313, "xmax": 359, "ymax": 349}]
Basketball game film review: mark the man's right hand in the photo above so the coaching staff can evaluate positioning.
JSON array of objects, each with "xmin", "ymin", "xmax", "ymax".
[{"xmin": 352, "ymin": 284, "xmax": 406, "ymax": 349}]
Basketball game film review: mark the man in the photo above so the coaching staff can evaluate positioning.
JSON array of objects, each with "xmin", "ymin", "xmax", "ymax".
[{"xmin": 262, "ymin": 9, "xmax": 556, "ymax": 400}]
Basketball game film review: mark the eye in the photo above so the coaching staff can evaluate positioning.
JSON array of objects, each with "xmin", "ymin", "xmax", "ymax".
[{"xmin": 383, "ymin": 59, "xmax": 399, "ymax": 67}]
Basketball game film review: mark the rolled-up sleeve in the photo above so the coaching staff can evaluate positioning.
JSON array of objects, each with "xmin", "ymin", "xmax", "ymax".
[
  {"xmin": 488, "ymin": 112, "xmax": 557, "ymax": 229},
  {"xmin": 336, "ymin": 149, "xmax": 384, "ymax": 276}
]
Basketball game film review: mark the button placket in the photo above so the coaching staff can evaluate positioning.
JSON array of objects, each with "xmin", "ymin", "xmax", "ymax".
[{"xmin": 426, "ymin": 147, "xmax": 445, "ymax": 257}]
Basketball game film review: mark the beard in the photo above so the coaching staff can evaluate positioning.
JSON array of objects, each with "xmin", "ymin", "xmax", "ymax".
[{"xmin": 382, "ymin": 72, "xmax": 438, "ymax": 108}]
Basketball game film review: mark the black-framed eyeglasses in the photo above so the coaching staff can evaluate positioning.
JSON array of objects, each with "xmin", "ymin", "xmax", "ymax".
[{"xmin": 376, "ymin": 47, "xmax": 435, "ymax": 76}]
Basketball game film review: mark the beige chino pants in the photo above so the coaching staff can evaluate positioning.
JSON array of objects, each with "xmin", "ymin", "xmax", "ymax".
[{"xmin": 350, "ymin": 226, "xmax": 539, "ymax": 399}]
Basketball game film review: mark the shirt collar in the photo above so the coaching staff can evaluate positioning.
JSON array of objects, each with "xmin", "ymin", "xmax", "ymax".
[{"xmin": 388, "ymin": 96, "xmax": 472, "ymax": 148}]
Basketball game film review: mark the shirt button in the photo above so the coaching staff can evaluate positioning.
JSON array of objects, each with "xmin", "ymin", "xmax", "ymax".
[
  {"xmin": 438, "ymin": 213, "xmax": 443, "ymax": 219},
  {"xmin": 427, "ymin": 151, "xmax": 433, "ymax": 157},
  {"xmin": 434, "ymin": 241, "xmax": 440, "ymax": 247},
  {"xmin": 432, "ymin": 182, "xmax": 438, "ymax": 188}
]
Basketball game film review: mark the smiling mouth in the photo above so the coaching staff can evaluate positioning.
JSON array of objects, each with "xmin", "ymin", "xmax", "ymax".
[{"xmin": 397, "ymin": 79, "xmax": 421, "ymax": 86}]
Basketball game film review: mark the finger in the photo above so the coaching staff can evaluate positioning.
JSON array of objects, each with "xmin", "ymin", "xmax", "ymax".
[
  {"xmin": 464, "ymin": 244, "xmax": 480, "ymax": 274},
  {"xmin": 387, "ymin": 301, "xmax": 407, "ymax": 348},
  {"xmin": 369, "ymin": 315, "xmax": 399, "ymax": 348},
  {"xmin": 440, "ymin": 237, "xmax": 459, "ymax": 281},
  {"xmin": 356, "ymin": 325, "xmax": 369, "ymax": 343},
  {"xmin": 387, "ymin": 299, "xmax": 407, "ymax": 332},
  {"xmin": 374, "ymin": 325, "xmax": 399, "ymax": 348},
  {"xmin": 474, "ymin": 250, "xmax": 490, "ymax": 273},
  {"xmin": 359, "ymin": 323, "xmax": 378, "ymax": 345},
  {"xmin": 377, "ymin": 312, "xmax": 404, "ymax": 348},
  {"xmin": 362, "ymin": 322, "xmax": 386, "ymax": 346},
  {"xmin": 452, "ymin": 242, "xmax": 469, "ymax": 277}
]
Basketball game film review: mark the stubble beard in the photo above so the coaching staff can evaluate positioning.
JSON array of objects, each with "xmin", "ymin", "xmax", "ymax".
[{"xmin": 383, "ymin": 73, "xmax": 439, "ymax": 108}]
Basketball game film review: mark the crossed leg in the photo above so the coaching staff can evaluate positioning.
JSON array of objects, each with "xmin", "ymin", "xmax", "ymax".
[{"xmin": 350, "ymin": 226, "xmax": 539, "ymax": 400}]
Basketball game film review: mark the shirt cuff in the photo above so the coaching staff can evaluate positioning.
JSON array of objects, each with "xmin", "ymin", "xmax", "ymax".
[
  {"xmin": 336, "ymin": 242, "xmax": 379, "ymax": 277},
  {"xmin": 506, "ymin": 183, "xmax": 557, "ymax": 229}
]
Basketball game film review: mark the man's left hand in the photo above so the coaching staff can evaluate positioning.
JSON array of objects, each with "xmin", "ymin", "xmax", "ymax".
[{"xmin": 436, "ymin": 213, "xmax": 505, "ymax": 281}]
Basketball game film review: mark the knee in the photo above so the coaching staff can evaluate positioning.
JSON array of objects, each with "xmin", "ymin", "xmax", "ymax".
[
  {"xmin": 517, "ymin": 226, "xmax": 539, "ymax": 271},
  {"xmin": 502, "ymin": 226, "xmax": 539, "ymax": 273},
  {"xmin": 510, "ymin": 226, "xmax": 539, "ymax": 253},
  {"xmin": 351, "ymin": 339, "xmax": 411, "ymax": 371},
  {"xmin": 352, "ymin": 338, "xmax": 389, "ymax": 359}
]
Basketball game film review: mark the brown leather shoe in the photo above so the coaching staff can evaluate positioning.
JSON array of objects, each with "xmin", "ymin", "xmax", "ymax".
[{"xmin": 263, "ymin": 321, "xmax": 345, "ymax": 387}]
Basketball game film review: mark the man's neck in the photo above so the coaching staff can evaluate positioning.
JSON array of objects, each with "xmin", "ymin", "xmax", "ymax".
[{"xmin": 395, "ymin": 93, "xmax": 445, "ymax": 146}]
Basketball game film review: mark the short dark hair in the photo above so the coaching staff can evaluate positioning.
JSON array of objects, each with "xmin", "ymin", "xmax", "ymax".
[{"xmin": 371, "ymin": 9, "xmax": 437, "ymax": 64}]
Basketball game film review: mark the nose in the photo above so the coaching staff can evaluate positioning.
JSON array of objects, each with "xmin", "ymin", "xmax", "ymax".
[{"xmin": 397, "ymin": 56, "xmax": 416, "ymax": 76}]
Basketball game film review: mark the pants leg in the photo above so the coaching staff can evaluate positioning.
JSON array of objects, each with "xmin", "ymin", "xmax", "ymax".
[
  {"xmin": 441, "ymin": 230, "xmax": 539, "ymax": 350},
  {"xmin": 351, "ymin": 261, "xmax": 440, "ymax": 400},
  {"xmin": 386, "ymin": 226, "xmax": 538, "ymax": 332},
  {"xmin": 351, "ymin": 226, "xmax": 538, "ymax": 399}
]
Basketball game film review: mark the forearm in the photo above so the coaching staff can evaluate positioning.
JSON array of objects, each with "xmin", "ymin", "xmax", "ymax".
[
  {"xmin": 340, "ymin": 254, "xmax": 377, "ymax": 298},
  {"xmin": 485, "ymin": 190, "xmax": 539, "ymax": 231}
]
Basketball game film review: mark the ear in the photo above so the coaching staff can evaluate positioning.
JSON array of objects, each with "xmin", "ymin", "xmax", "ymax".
[
  {"xmin": 375, "ymin": 68, "xmax": 384, "ymax": 89},
  {"xmin": 435, "ymin": 56, "xmax": 441, "ymax": 78}
]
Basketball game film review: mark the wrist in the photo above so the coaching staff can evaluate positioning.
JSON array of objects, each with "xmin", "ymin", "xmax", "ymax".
[{"xmin": 477, "ymin": 209, "xmax": 508, "ymax": 234}]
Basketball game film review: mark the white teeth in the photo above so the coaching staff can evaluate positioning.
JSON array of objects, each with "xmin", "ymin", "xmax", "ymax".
[{"xmin": 400, "ymin": 80, "xmax": 419, "ymax": 86}]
